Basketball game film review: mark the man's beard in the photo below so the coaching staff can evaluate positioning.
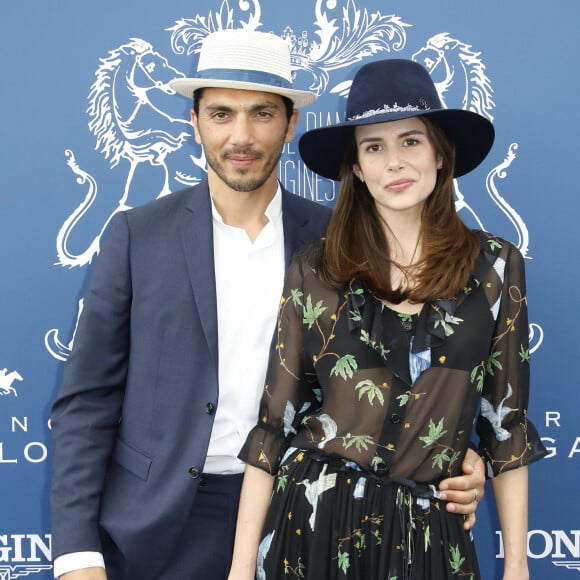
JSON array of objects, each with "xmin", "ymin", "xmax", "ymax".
[{"xmin": 205, "ymin": 142, "xmax": 284, "ymax": 192}]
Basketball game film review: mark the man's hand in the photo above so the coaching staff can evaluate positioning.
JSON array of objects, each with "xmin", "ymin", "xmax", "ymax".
[
  {"xmin": 59, "ymin": 568, "xmax": 107, "ymax": 580},
  {"xmin": 438, "ymin": 448, "xmax": 486, "ymax": 531}
]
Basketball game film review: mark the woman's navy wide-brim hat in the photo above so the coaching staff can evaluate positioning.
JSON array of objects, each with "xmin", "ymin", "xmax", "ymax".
[{"xmin": 299, "ymin": 58, "xmax": 495, "ymax": 180}]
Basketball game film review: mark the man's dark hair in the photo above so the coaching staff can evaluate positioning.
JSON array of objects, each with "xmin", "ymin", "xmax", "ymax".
[{"xmin": 192, "ymin": 88, "xmax": 294, "ymax": 121}]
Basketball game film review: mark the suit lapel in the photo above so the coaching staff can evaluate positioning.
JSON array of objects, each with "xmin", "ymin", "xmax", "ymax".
[
  {"xmin": 179, "ymin": 182, "xmax": 219, "ymax": 370},
  {"xmin": 178, "ymin": 185, "xmax": 324, "ymax": 371},
  {"xmin": 281, "ymin": 188, "xmax": 315, "ymax": 269}
]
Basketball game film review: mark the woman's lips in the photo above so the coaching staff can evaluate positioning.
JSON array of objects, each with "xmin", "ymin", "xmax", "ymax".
[{"xmin": 385, "ymin": 178, "xmax": 414, "ymax": 193}]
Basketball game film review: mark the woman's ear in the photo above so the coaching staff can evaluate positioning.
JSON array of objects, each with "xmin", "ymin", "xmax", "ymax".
[{"xmin": 353, "ymin": 164, "xmax": 364, "ymax": 182}]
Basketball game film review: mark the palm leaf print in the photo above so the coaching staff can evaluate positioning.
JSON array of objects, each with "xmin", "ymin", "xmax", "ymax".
[
  {"xmin": 486, "ymin": 350, "xmax": 503, "ymax": 375},
  {"xmin": 330, "ymin": 354, "xmax": 358, "ymax": 380},
  {"xmin": 337, "ymin": 550, "xmax": 350, "ymax": 573},
  {"xmin": 343, "ymin": 433, "xmax": 375, "ymax": 452},
  {"xmin": 360, "ymin": 329, "xmax": 390, "ymax": 359},
  {"xmin": 449, "ymin": 544, "xmax": 466, "ymax": 573},
  {"xmin": 419, "ymin": 418, "xmax": 448, "ymax": 447},
  {"xmin": 519, "ymin": 344, "xmax": 530, "ymax": 363},
  {"xmin": 470, "ymin": 362, "xmax": 485, "ymax": 392},
  {"xmin": 433, "ymin": 313, "xmax": 464, "ymax": 337},
  {"xmin": 355, "ymin": 379, "xmax": 385, "ymax": 406},
  {"xmin": 290, "ymin": 288, "xmax": 303, "ymax": 307},
  {"xmin": 303, "ymin": 295, "xmax": 327, "ymax": 330}
]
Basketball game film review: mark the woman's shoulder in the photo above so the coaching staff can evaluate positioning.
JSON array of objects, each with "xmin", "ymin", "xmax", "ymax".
[
  {"xmin": 472, "ymin": 229, "xmax": 522, "ymax": 258},
  {"xmin": 286, "ymin": 239, "xmax": 340, "ymax": 295},
  {"xmin": 291, "ymin": 238, "xmax": 324, "ymax": 270},
  {"xmin": 471, "ymin": 229, "xmax": 526, "ymax": 277}
]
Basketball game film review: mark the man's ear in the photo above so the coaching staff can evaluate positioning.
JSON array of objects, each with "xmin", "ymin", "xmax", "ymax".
[
  {"xmin": 191, "ymin": 109, "xmax": 203, "ymax": 145},
  {"xmin": 285, "ymin": 108, "xmax": 300, "ymax": 143}
]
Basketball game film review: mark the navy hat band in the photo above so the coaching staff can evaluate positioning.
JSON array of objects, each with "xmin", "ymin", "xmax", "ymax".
[{"xmin": 196, "ymin": 68, "xmax": 292, "ymax": 89}]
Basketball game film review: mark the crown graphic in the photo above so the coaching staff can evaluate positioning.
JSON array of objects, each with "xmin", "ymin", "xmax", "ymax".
[{"xmin": 283, "ymin": 28, "xmax": 312, "ymax": 69}]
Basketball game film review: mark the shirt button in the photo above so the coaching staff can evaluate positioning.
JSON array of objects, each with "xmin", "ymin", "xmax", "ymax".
[
  {"xmin": 188, "ymin": 466, "xmax": 200, "ymax": 479},
  {"xmin": 390, "ymin": 413, "xmax": 401, "ymax": 424},
  {"xmin": 205, "ymin": 402, "xmax": 215, "ymax": 414}
]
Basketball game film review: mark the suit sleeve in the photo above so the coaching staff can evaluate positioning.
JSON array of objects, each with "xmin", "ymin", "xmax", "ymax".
[{"xmin": 50, "ymin": 212, "xmax": 132, "ymax": 558}]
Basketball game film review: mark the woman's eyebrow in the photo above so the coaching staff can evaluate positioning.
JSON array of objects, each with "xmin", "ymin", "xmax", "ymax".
[{"xmin": 357, "ymin": 129, "xmax": 426, "ymax": 145}]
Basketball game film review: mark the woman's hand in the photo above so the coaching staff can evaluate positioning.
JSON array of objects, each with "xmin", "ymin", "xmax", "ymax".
[{"xmin": 438, "ymin": 448, "xmax": 486, "ymax": 530}]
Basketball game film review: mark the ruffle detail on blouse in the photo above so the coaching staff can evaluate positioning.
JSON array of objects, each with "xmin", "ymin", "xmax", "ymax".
[
  {"xmin": 343, "ymin": 243, "xmax": 501, "ymax": 385},
  {"xmin": 477, "ymin": 409, "xmax": 548, "ymax": 477},
  {"xmin": 345, "ymin": 280, "xmax": 391, "ymax": 360}
]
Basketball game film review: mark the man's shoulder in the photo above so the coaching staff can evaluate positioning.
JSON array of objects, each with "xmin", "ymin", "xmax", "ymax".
[{"xmin": 121, "ymin": 182, "xmax": 209, "ymax": 228}]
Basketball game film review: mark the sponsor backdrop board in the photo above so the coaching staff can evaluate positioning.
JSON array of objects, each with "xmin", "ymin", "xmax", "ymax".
[{"xmin": 1, "ymin": 1, "xmax": 578, "ymax": 577}]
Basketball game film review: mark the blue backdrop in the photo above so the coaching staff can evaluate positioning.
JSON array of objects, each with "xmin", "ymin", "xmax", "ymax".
[{"xmin": 1, "ymin": 1, "xmax": 578, "ymax": 578}]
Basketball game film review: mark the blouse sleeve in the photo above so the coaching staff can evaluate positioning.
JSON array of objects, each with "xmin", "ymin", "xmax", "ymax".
[
  {"xmin": 238, "ymin": 253, "xmax": 320, "ymax": 474},
  {"xmin": 475, "ymin": 240, "xmax": 547, "ymax": 476}
]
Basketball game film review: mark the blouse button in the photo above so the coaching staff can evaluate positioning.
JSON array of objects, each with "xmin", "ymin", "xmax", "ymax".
[
  {"xmin": 390, "ymin": 413, "xmax": 401, "ymax": 424},
  {"xmin": 374, "ymin": 462, "xmax": 387, "ymax": 474}
]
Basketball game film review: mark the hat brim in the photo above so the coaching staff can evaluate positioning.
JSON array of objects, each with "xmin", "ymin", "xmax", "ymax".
[
  {"xmin": 298, "ymin": 109, "xmax": 495, "ymax": 180},
  {"xmin": 170, "ymin": 78, "xmax": 316, "ymax": 108}
]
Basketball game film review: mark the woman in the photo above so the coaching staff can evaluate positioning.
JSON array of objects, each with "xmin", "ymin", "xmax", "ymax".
[{"xmin": 229, "ymin": 59, "xmax": 547, "ymax": 579}]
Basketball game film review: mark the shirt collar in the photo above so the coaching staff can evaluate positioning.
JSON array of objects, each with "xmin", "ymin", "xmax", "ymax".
[{"xmin": 210, "ymin": 184, "xmax": 283, "ymax": 228}]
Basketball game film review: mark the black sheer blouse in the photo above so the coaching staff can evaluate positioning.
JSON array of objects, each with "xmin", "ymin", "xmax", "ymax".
[{"xmin": 240, "ymin": 231, "xmax": 547, "ymax": 484}]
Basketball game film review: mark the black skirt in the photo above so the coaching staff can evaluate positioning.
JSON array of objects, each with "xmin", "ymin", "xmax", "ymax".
[{"xmin": 256, "ymin": 448, "xmax": 480, "ymax": 579}]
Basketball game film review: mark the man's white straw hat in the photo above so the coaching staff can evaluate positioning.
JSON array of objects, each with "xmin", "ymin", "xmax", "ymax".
[{"xmin": 170, "ymin": 29, "xmax": 316, "ymax": 108}]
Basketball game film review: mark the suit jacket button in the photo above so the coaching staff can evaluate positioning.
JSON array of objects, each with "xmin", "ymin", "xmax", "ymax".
[
  {"xmin": 188, "ymin": 466, "xmax": 200, "ymax": 479},
  {"xmin": 205, "ymin": 402, "xmax": 215, "ymax": 414}
]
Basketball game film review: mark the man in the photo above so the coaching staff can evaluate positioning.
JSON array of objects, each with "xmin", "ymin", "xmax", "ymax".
[{"xmin": 50, "ymin": 29, "xmax": 485, "ymax": 580}]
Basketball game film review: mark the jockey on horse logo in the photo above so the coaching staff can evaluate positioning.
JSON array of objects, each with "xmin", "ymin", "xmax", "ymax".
[{"xmin": 0, "ymin": 369, "xmax": 23, "ymax": 397}]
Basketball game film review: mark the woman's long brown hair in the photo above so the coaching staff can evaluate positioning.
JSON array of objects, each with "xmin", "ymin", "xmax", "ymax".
[{"xmin": 319, "ymin": 117, "xmax": 480, "ymax": 303}]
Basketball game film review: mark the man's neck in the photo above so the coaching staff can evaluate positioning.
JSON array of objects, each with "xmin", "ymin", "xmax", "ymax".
[{"xmin": 209, "ymin": 175, "xmax": 278, "ymax": 242}]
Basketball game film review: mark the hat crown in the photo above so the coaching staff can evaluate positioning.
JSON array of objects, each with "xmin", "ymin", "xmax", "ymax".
[
  {"xmin": 345, "ymin": 59, "xmax": 443, "ymax": 122},
  {"xmin": 196, "ymin": 29, "xmax": 293, "ymax": 87},
  {"xmin": 169, "ymin": 29, "xmax": 317, "ymax": 107}
]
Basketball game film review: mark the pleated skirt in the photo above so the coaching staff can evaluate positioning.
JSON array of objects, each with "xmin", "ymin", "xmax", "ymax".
[{"xmin": 257, "ymin": 448, "xmax": 480, "ymax": 579}]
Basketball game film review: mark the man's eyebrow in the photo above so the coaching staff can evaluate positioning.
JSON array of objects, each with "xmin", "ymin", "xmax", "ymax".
[{"xmin": 204, "ymin": 103, "xmax": 233, "ymax": 112}]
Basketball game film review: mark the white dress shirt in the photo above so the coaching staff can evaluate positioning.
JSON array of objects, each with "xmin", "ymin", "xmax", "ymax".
[
  {"xmin": 53, "ymin": 186, "xmax": 285, "ymax": 577},
  {"xmin": 204, "ymin": 186, "xmax": 285, "ymax": 472}
]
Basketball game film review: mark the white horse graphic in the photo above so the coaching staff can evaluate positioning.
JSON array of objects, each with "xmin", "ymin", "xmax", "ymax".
[
  {"xmin": 412, "ymin": 34, "xmax": 494, "ymax": 226},
  {"xmin": 412, "ymin": 33, "xmax": 529, "ymax": 258},
  {"xmin": 56, "ymin": 38, "xmax": 191, "ymax": 267},
  {"xmin": 412, "ymin": 32, "xmax": 494, "ymax": 121}
]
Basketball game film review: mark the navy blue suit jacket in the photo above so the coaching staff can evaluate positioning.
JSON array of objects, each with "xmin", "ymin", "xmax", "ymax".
[{"xmin": 50, "ymin": 181, "xmax": 331, "ymax": 577}]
